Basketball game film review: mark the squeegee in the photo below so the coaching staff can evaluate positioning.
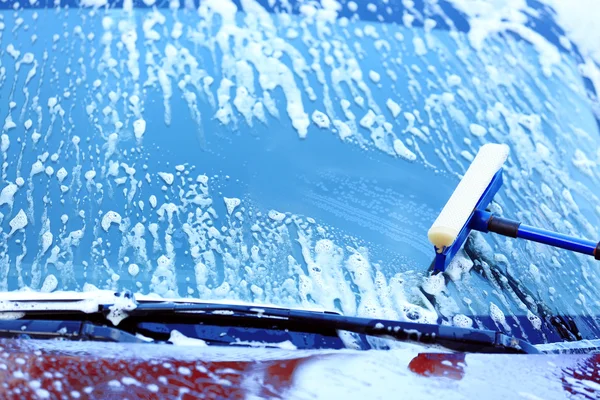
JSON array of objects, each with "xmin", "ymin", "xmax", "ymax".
[{"xmin": 429, "ymin": 143, "xmax": 600, "ymax": 272}]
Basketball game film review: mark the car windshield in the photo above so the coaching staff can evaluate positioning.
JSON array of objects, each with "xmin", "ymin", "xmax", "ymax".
[{"xmin": 1, "ymin": 0, "xmax": 599, "ymax": 345}]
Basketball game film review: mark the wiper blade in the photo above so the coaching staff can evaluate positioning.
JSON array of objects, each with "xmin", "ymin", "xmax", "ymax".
[
  {"xmin": 0, "ymin": 296, "xmax": 539, "ymax": 354},
  {"xmin": 123, "ymin": 301, "xmax": 539, "ymax": 354},
  {"xmin": 0, "ymin": 319, "xmax": 145, "ymax": 343},
  {"xmin": 535, "ymin": 339, "xmax": 600, "ymax": 354}
]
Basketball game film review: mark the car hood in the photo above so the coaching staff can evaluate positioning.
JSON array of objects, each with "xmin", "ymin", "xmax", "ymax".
[{"xmin": 0, "ymin": 338, "xmax": 598, "ymax": 399}]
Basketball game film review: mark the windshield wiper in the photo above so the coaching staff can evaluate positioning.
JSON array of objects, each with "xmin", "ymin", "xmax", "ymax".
[
  {"xmin": 0, "ymin": 319, "xmax": 146, "ymax": 343},
  {"xmin": 0, "ymin": 297, "xmax": 539, "ymax": 354},
  {"xmin": 116, "ymin": 301, "xmax": 539, "ymax": 354}
]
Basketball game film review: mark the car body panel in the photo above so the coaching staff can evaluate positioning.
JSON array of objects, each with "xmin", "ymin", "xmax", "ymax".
[{"xmin": 0, "ymin": 339, "xmax": 598, "ymax": 399}]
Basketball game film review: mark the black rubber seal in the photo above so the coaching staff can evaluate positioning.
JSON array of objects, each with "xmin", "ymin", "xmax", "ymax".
[
  {"xmin": 487, "ymin": 216, "xmax": 521, "ymax": 238},
  {"xmin": 595, "ymin": 242, "xmax": 600, "ymax": 260}
]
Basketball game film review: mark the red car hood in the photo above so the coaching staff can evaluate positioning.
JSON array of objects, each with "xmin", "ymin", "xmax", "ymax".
[{"xmin": 0, "ymin": 339, "xmax": 598, "ymax": 399}]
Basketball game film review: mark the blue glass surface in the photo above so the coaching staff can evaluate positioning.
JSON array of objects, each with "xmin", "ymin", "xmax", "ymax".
[{"xmin": 0, "ymin": 0, "xmax": 599, "ymax": 343}]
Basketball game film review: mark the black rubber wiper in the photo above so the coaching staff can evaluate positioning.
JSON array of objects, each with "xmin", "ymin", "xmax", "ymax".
[
  {"xmin": 0, "ymin": 319, "xmax": 145, "ymax": 343},
  {"xmin": 0, "ymin": 295, "xmax": 539, "ymax": 353},
  {"xmin": 119, "ymin": 301, "xmax": 540, "ymax": 354}
]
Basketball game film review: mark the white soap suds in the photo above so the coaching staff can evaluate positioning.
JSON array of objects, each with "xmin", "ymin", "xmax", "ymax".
[
  {"xmin": 133, "ymin": 119, "xmax": 146, "ymax": 139},
  {"xmin": 421, "ymin": 273, "xmax": 445, "ymax": 295},
  {"xmin": 128, "ymin": 264, "xmax": 140, "ymax": 277},
  {"xmin": 9, "ymin": 209, "xmax": 28, "ymax": 236},
  {"xmin": 453, "ymin": 314, "xmax": 474, "ymax": 328},
  {"xmin": 393, "ymin": 139, "xmax": 417, "ymax": 161},
  {"xmin": 169, "ymin": 330, "xmax": 208, "ymax": 347},
  {"xmin": 0, "ymin": 184, "xmax": 18, "ymax": 207},
  {"xmin": 56, "ymin": 168, "xmax": 68, "ymax": 183},
  {"xmin": 268, "ymin": 210, "xmax": 286, "ymax": 222},
  {"xmin": 368, "ymin": 70, "xmax": 381, "ymax": 83},
  {"xmin": 158, "ymin": 172, "xmax": 174, "ymax": 185},
  {"xmin": 30, "ymin": 161, "xmax": 44, "ymax": 176},
  {"xmin": 223, "ymin": 197, "xmax": 241, "ymax": 215},
  {"xmin": 490, "ymin": 302, "xmax": 507, "ymax": 326},
  {"xmin": 469, "ymin": 123, "xmax": 487, "ymax": 137},
  {"xmin": 386, "ymin": 99, "xmax": 401, "ymax": 118},
  {"xmin": 413, "ymin": 37, "xmax": 427, "ymax": 56},
  {"xmin": 311, "ymin": 110, "xmax": 331, "ymax": 129},
  {"xmin": 101, "ymin": 211, "xmax": 122, "ymax": 232},
  {"xmin": 40, "ymin": 275, "xmax": 58, "ymax": 293}
]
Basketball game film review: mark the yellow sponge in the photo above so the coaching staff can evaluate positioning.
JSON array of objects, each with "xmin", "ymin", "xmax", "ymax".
[{"xmin": 428, "ymin": 143, "xmax": 509, "ymax": 251}]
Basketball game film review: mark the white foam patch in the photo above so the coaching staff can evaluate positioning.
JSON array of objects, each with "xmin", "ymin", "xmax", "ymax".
[
  {"xmin": 106, "ymin": 294, "xmax": 137, "ymax": 326},
  {"xmin": 368, "ymin": 70, "xmax": 380, "ymax": 83},
  {"xmin": 527, "ymin": 310, "xmax": 542, "ymax": 330},
  {"xmin": 80, "ymin": 0, "xmax": 108, "ymax": 7},
  {"xmin": 9, "ymin": 209, "xmax": 28, "ymax": 236},
  {"xmin": 386, "ymin": 99, "xmax": 401, "ymax": 118},
  {"xmin": 268, "ymin": 210, "xmax": 286, "ymax": 222},
  {"xmin": 1, "ymin": 135, "xmax": 9, "ymax": 153},
  {"xmin": 444, "ymin": 250, "xmax": 474, "ymax": 281},
  {"xmin": 47, "ymin": 97, "xmax": 58, "ymax": 109},
  {"xmin": 460, "ymin": 150, "xmax": 474, "ymax": 161},
  {"xmin": 128, "ymin": 264, "xmax": 140, "ymax": 277},
  {"xmin": 3, "ymin": 116, "xmax": 16, "ymax": 131},
  {"xmin": 41, "ymin": 231, "xmax": 53, "ymax": 254},
  {"xmin": 490, "ymin": 302, "xmax": 507, "ymax": 327},
  {"xmin": 469, "ymin": 123, "xmax": 487, "ymax": 137},
  {"xmin": 223, "ymin": 197, "xmax": 241, "ymax": 215},
  {"xmin": 158, "ymin": 172, "xmax": 174, "ymax": 185},
  {"xmin": 452, "ymin": 314, "xmax": 473, "ymax": 328},
  {"xmin": 56, "ymin": 168, "xmax": 68, "ymax": 183},
  {"xmin": 133, "ymin": 119, "xmax": 146, "ymax": 139},
  {"xmin": 0, "ymin": 184, "xmax": 18, "ymax": 207},
  {"xmin": 30, "ymin": 161, "xmax": 44, "ymax": 176},
  {"xmin": 359, "ymin": 110, "xmax": 376, "ymax": 129},
  {"xmin": 393, "ymin": 139, "xmax": 416, "ymax": 161},
  {"xmin": 447, "ymin": 74, "xmax": 462, "ymax": 86},
  {"xmin": 311, "ymin": 110, "xmax": 331, "ymax": 129},
  {"xmin": 413, "ymin": 36, "xmax": 427, "ymax": 56},
  {"xmin": 40, "ymin": 274, "xmax": 58, "ymax": 293},
  {"xmin": 169, "ymin": 329, "xmax": 208, "ymax": 347},
  {"xmin": 101, "ymin": 211, "xmax": 122, "ymax": 232},
  {"xmin": 31, "ymin": 132, "xmax": 41, "ymax": 144},
  {"xmin": 332, "ymin": 120, "xmax": 352, "ymax": 140},
  {"xmin": 421, "ymin": 273, "xmax": 445, "ymax": 296},
  {"xmin": 231, "ymin": 339, "xmax": 297, "ymax": 350}
]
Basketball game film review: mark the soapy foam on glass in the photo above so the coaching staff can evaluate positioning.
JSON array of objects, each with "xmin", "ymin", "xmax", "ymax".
[{"xmin": 0, "ymin": 0, "xmax": 595, "ymax": 333}]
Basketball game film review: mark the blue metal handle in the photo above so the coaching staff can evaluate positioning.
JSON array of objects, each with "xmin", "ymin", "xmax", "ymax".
[
  {"xmin": 471, "ymin": 209, "xmax": 600, "ymax": 259},
  {"xmin": 517, "ymin": 224, "xmax": 598, "ymax": 257}
]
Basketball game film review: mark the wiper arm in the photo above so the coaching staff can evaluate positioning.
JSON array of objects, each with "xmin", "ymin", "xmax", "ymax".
[{"xmin": 123, "ymin": 301, "xmax": 540, "ymax": 354}]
